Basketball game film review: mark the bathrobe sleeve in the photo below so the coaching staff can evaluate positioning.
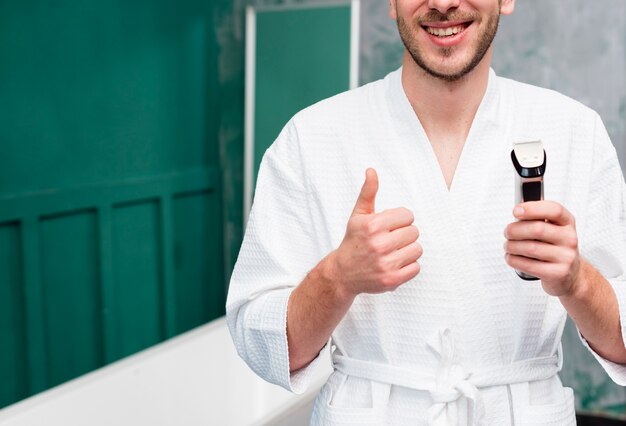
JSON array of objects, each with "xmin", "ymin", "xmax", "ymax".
[
  {"xmin": 225, "ymin": 120, "xmax": 328, "ymax": 393},
  {"xmin": 577, "ymin": 113, "xmax": 626, "ymax": 385}
]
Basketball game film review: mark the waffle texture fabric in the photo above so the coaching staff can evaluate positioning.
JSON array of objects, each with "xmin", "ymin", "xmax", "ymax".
[{"xmin": 226, "ymin": 67, "xmax": 626, "ymax": 425}]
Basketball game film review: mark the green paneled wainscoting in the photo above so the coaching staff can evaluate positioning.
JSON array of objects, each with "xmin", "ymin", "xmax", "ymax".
[
  {"xmin": 0, "ymin": 0, "xmax": 231, "ymax": 410},
  {"xmin": 0, "ymin": 169, "xmax": 224, "ymax": 408}
]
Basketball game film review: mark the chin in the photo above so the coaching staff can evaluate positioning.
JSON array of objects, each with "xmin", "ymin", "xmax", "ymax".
[{"xmin": 417, "ymin": 56, "xmax": 479, "ymax": 82}]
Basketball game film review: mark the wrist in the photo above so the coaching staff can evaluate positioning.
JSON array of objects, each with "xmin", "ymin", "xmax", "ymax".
[
  {"xmin": 561, "ymin": 259, "xmax": 591, "ymax": 302},
  {"xmin": 320, "ymin": 251, "xmax": 357, "ymax": 304}
]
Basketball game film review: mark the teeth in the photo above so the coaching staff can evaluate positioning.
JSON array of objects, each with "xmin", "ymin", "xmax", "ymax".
[{"xmin": 426, "ymin": 25, "xmax": 465, "ymax": 37}]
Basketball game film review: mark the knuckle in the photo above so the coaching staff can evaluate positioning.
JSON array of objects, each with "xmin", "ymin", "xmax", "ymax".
[
  {"xmin": 551, "ymin": 263, "xmax": 566, "ymax": 278},
  {"xmin": 380, "ymin": 274, "xmax": 398, "ymax": 288},
  {"xmin": 376, "ymin": 257, "xmax": 392, "ymax": 272},
  {"xmin": 567, "ymin": 234, "xmax": 579, "ymax": 249},
  {"xmin": 414, "ymin": 262, "xmax": 421, "ymax": 276},
  {"xmin": 366, "ymin": 220, "xmax": 380, "ymax": 235},
  {"xmin": 564, "ymin": 250, "xmax": 577, "ymax": 265},
  {"xmin": 534, "ymin": 221, "xmax": 546, "ymax": 238},
  {"xmin": 402, "ymin": 208, "xmax": 415, "ymax": 223},
  {"xmin": 412, "ymin": 225, "xmax": 420, "ymax": 239},
  {"xmin": 554, "ymin": 204, "xmax": 564, "ymax": 217},
  {"xmin": 371, "ymin": 237, "xmax": 390, "ymax": 255},
  {"xmin": 403, "ymin": 262, "xmax": 421, "ymax": 283}
]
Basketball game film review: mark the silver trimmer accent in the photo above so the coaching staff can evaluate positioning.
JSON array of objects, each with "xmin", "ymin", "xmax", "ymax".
[{"xmin": 511, "ymin": 141, "xmax": 546, "ymax": 281}]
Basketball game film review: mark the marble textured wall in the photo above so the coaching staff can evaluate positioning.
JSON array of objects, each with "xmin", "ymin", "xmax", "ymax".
[
  {"xmin": 359, "ymin": 0, "xmax": 405, "ymax": 84},
  {"xmin": 493, "ymin": 1, "xmax": 626, "ymax": 168},
  {"xmin": 215, "ymin": 0, "xmax": 246, "ymax": 278},
  {"xmin": 359, "ymin": 0, "xmax": 626, "ymax": 167},
  {"xmin": 359, "ymin": 0, "xmax": 626, "ymax": 418}
]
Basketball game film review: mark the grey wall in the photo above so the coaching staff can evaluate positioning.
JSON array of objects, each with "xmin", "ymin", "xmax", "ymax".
[
  {"xmin": 359, "ymin": 0, "xmax": 626, "ymax": 168},
  {"xmin": 493, "ymin": 1, "xmax": 626, "ymax": 168},
  {"xmin": 359, "ymin": 0, "xmax": 626, "ymax": 418}
]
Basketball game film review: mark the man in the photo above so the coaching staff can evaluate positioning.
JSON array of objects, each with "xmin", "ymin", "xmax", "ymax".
[{"xmin": 227, "ymin": 0, "xmax": 626, "ymax": 424}]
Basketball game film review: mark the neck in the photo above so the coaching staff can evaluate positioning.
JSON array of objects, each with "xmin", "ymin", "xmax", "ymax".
[{"xmin": 401, "ymin": 49, "xmax": 492, "ymax": 144}]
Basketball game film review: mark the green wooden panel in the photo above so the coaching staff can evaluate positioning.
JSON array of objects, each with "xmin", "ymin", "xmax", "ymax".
[
  {"xmin": 0, "ymin": 223, "xmax": 27, "ymax": 407},
  {"xmin": 0, "ymin": 170, "xmax": 217, "ymax": 224},
  {"xmin": 0, "ymin": 0, "xmax": 217, "ymax": 196},
  {"xmin": 40, "ymin": 212, "xmax": 103, "ymax": 387},
  {"xmin": 254, "ymin": 5, "xmax": 351, "ymax": 179},
  {"xmin": 21, "ymin": 218, "xmax": 46, "ymax": 394},
  {"xmin": 173, "ymin": 191, "xmax": 225, "ymax": 333},
  {"xmin": 112, "ymin": 201, "xmax": 163, "ymax": 360}
]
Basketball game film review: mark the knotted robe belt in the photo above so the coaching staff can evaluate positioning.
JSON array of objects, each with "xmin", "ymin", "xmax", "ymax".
[{"xmin": 331, "ymin": 329, "xmax": 562, "ymax": 426}]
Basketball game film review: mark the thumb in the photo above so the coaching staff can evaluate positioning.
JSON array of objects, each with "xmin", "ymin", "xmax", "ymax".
[{"xmin": 352, "ymin": 168, "xmax": 379, "ymax": 216}]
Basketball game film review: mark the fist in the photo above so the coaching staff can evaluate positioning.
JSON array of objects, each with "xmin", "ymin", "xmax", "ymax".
[
  {"xmin": 331, "ymin": 168, "xmax": 422, "ymax": 297},
  {"xmin": 504, "ymin": 201, "xmax": 581, "ymax": 297}
]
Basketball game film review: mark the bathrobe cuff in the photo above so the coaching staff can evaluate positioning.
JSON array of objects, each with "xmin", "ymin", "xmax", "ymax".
[
  {"xmin": 577, "ymin": 278, "xmax": 626, "ymax": 386},
  {"xmin": 239, "ymin": 286, "xmax": 328, "ymax": 394}
]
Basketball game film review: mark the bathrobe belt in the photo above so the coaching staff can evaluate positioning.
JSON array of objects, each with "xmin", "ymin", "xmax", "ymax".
[{"xmin": 332, "ymin": 329, "xmax": 562, "ymax": 426}]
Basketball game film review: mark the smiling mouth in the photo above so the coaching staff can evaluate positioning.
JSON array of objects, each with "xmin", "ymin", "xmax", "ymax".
[{"xmin": 423, "ymin": 22, "xmax": 471, "ymax": 38}]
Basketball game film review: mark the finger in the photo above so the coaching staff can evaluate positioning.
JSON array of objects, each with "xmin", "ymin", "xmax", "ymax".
[
  {"xmin": 396, "ymin": 261, "xmax": 421, "ymax": 285},
  {"xmin": 505, "ymin": 253, "xmax": 567, "ymax": 283},
  {"xmin": 513, "ymin": 200, "xmax": 575, "ymax": 226},
  {"xmin": 352, "ymin": 168, "xmax": 379, "ymax": 216},
  {"xmin": 388, "ymin": 242, "xmax": 422, "ymax": 269},
  {"xmin": 504, "ymin": 240, "xmax": 571, "ymax": 263},
  {"xmin": 372, "ymin": 207, "xmax": 415, "ymax": 231},
  {"xmin": 505, "ymin": 220, "xmax": 577, "ymax": 247},
  {"xmin": 388, "ymin": 225, "xmax": 420, "ymax": 250}
]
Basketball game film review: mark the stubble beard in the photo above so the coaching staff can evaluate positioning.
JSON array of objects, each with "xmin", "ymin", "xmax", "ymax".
[{"xmin": 396, "ymin": 9, "xmax": 501, "ymax": 82}]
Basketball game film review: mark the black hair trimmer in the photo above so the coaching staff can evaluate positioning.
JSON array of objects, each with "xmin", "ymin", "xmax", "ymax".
[{"xmin": 511, "ymin": 140, "xmax": 546, "ymax": 281}]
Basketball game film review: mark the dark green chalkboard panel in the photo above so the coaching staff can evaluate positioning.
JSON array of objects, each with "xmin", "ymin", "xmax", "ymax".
[{"xmin": 254, "ymin": 5, "xmax": 351, "ymax": 180}]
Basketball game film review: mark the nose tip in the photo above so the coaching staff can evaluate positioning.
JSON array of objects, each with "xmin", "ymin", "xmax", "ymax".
[{"xmin": 427, "ymin": 0, "xmax": 461, "ymax": 14}]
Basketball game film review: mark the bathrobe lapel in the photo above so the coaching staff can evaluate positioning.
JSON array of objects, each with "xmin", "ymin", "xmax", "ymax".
[{"xmin": 388, "ymin": 69, "xmax": 509, "ymax": 368}]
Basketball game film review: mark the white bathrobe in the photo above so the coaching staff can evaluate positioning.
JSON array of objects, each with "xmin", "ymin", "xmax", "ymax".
[{"xmin": 226, "ymin": 67, "xmax": 626, "ymax": 425}]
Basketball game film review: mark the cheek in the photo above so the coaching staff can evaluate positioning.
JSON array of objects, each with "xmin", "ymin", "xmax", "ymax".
[{"xmin": 391, "ymin": 0, "xmax": 424, "ymax": 23}]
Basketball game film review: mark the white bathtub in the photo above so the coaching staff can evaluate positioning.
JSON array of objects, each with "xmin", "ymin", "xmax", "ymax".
[{"xmin": 0, "ymin": 317, "xmax": 332, "ymax": 426}]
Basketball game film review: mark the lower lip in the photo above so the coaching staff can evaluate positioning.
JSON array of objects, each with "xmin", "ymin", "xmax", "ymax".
[{"xmin": 424, "ymin": 24, "xmax": 471, "ymax": 47}]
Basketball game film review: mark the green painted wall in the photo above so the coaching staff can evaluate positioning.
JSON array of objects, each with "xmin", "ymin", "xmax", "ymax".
[
  {"xmin": 0, "ymin": 0, "xmax": 226, "ymax": 408},
  {"xmin": 253, "ymin": 5, "xmax": 351, "ymax": 180}
]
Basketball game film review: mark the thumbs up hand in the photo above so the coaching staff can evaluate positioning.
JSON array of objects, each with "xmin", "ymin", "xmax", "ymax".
[{"xmin": 329, "ymin": 168, "xmax": 422, "ymax": 299}]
